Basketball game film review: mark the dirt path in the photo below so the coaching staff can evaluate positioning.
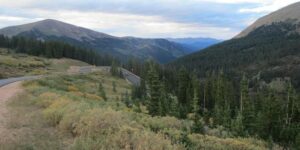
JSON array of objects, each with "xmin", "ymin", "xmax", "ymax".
[{"xmin": 0, "ymin": 82, "xmax": 23, "ymax": 144}]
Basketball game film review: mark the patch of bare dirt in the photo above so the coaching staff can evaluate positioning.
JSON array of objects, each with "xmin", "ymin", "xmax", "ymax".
[{"xmin": 0, "ymin": 82, "xmax": 23, "ymax": 145}]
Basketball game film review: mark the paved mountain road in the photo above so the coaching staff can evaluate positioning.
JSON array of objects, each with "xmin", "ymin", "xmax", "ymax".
[
  {"xmin": 0, "ymin": 76, "xmax": 42, "ymax": 87},
  {"xmin": 0, "ymin": 66, "xmax": 141, "ymax": 88}
]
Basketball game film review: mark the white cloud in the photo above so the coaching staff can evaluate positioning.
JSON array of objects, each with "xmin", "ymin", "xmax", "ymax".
[
  {"xmin": 28, "ymin": 10, "xmax": 237, "ymax": 39},
  {"xmin": 239, "ymin": 0, "xmax": 299, "ymax": 13},
  {"xmin": 1, "ymin": 0, "xmax": 296, "ymax": 39},
  {"xmin": 0, "ymin": 15, "xmax": 41, "ymax": 28},
  {"xmin": 0, "ymin": 0, "xmax": 36, "ymax": 7},
  {"xmin": 200, "ymin": 0, "xmax": 264, "ymax": 4}
]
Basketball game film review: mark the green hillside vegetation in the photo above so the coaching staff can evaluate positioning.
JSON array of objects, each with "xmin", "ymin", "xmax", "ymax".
[
  {"xmin": 127, "ymin": 60, "xmax": 300, "ymax": 149},
  {"xmin": 0, "ymin": 48, "xmax": 88, "ymax": 78},
  {"xmin": 0, "ymin": 35, "xmax": 115, "ymax": 67},
  {"xmin": 170, "ymin": 22, "xmax": 300, "ymax": 87},
  {"xmin": 4, "ymin": 71, "xmax": 276, "ymax": 150}
]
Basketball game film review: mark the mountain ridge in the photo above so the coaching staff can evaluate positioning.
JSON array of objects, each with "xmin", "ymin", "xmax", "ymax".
[
  {"xmin": 236, "ymin": 2, "xmax": 300, "ymax": 38},
  {"xmin": 170, "ymin": 2, "xmax": 300, "ymax": 86},
  {"xmin": 0, "ymin": 19, "xmax": 191, "ymax": 63}
]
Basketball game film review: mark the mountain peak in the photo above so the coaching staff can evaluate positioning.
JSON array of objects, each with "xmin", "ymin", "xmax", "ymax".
[
  {"xmin": 34, "ymin": 19, "xmax": 77, "ymax": 27},
  {"xmin": 0, "ymin": 19, "xmax": 112, "ymax": 40},
  {"xmin": 0, "ymin": 19, "xmax": 190, "ymax": 63},
  {"xmin": 236, "ymin": 2, "xmax": 300, "ymax": 38},
  {"xmin": 40, "ymin": 19, "xmax": 60, "ymax": 22}
]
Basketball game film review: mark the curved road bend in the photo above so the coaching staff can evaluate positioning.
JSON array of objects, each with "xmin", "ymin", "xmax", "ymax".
[
  {"xmin": 0, "ymin": 76, "xmax": 42, "ymax": 87},
  {"xmin": 0, "ymin": 66, "xmax": 141, "ymax": 87},
  {"xmin": 94, "ymin": 66, "xmax": 141, "ymax": 86}
]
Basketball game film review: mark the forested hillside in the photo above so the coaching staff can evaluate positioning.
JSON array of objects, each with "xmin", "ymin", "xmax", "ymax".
[
  {"xmin": 171, "ymin": 22, "xmax": 300, "ymax": 88},
  {"xmin": 160, "ymin": 4, "xmax": 300, "ymax": 148},
  {"xmin": 128, "ymin": 60, "xmax": 300, "ymax": 149},
  {"xmin": 0, "ymin": 35, "xmax": 115, "ymax": 66}
]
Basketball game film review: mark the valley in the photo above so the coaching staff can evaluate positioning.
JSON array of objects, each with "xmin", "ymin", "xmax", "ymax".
[{"xmin": 0, "ymin": 1, "xmax": 299, "ymax": 150}]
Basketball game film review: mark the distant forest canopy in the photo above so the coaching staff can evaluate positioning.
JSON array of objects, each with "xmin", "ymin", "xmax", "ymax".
[
  {"xmin": 169, "ymin": 22, "xmax": 300, "ymax": 89},
  {"xmin": 0, "ymin": 34, "xmax": 116, "ymax": 66}
]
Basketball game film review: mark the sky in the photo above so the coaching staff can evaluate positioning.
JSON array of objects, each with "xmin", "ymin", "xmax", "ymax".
[{"xmin": 0, "ymin": 0, "xmax": 299, "ymax": 39}]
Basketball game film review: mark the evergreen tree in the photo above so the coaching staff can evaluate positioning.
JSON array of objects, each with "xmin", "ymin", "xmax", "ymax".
[
  {"xmin": 177, "ymin": 67, "xmax": 189, "ymax": 118},
  {"xmin": 231, "ymin": 111, "xmax": 244, "ymax": 136},
  {"xmin": 147, "ymin": 64, "xmax": 161, "ymax": 116},
  {"xmin": 192, "ymin": 84, "xmax": 200, "ymax": 116},
  {"xmin": 240, "ymin": 74, "xmax": 249, "ymax": 113},
  {"xmin": 191, "ymin": 75, "xmax": 199, "ymax": 110},
  {"xmin": 295, "ymin": 133, "xmax": 300, "ymax": 150},
  {"xmin": 239, "ymin": 74, "xmax": 256, "ymax": 134},
  {"xmin": 191, "ymin": 77, "xmax": 204, "ymax": 133},
  {"xmin": 159, "ymin": 82, "xmax": 169, "ymax": 116},
  {"xmin": 285, "ymin": 81, "xmax": 296, "ymax": 127}
]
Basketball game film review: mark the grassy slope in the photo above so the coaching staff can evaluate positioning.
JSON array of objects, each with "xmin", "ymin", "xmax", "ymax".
[
  {"xmin": 4, "ymin": 70, "xmax": 278, "ymax": 150},
  {"xmin": 0, "ymin": 48, "xmax": 88, "ymax": 79}
]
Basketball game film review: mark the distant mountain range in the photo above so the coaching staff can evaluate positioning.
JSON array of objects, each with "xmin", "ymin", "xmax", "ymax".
[
  {"xmin": 0, "ymin": 19, "xmax": 203, "ymax": 63},
  {"xmin": 167, "ymin": 38, "xmax": 221, "ymax": 53},
  {"xmin": 170, "ymin": 2, "xmax": 300, "ymax": 86}
]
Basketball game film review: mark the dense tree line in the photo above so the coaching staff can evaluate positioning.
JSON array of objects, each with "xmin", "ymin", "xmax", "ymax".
[
  {"xmin": 130, "ymin": 60, "xmax": 300, "ymax": 149},
  {"xmin": 0, "ymin": 35, "xmax": 115, "ymax": 66}
]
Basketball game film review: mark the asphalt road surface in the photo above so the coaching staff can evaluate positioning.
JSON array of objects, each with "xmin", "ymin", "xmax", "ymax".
[
  {"xmin": 121, "ymin": 68, "xmax": 141, "ymax": 86},
  {"xmin": 0, "ymin": 76, "xmax": 42, "ymax": 87},
  {"xmin": 0, "ymin": 66, "xmax": 141, "ymax": 87}
]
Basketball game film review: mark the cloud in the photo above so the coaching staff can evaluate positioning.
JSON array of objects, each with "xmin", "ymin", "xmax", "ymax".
[
  {"xmin": 200, "ymin": 0, "xmax": 264, "ymax": 4},
  {"xmin": 0, "ymin": 15, "xmax": 41, "ymax": 29},
  {"xmin": 239, "ymin": 0, "xmax": 299, "ymax": 13},
  {"xmin": 0, "ymin": 0, "xmax": 296, "ymax": 39},
  {"xmin": 25, "ymin": 10, "xmax": 238, "ymax": 39}
]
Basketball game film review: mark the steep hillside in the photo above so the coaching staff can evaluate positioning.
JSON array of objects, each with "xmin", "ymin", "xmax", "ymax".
[
  {"xmin": 170, "ymin": 2, "xmax": 300, "ymax": 87},
  {"xmin": 236, "ymin": 2, "xmax": 300, "ymax": 38},
  {"xmin": 0, "ymin": 19, "xmax": 189, "ymax": 63}
]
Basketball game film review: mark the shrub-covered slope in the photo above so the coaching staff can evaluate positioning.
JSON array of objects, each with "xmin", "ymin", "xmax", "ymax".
[{"xmin": 9, "ymin": 71, "xmax": 277, "ymax": 150}]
